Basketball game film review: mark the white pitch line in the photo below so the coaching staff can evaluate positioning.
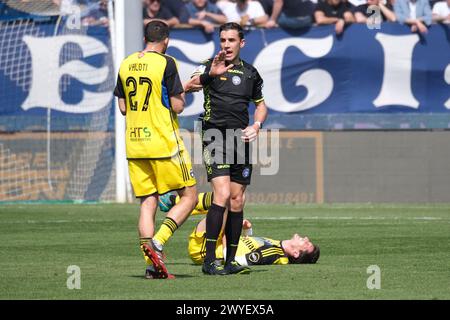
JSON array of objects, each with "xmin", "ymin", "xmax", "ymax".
[
  {"xmin": 0, "ymin": 216, "xmax": 448, "ymax": 225},
  {"xmin": 0, "ymin": 219, "xmax": 112, "ymax": 224},
  {"xmin": 251, "ymin": 216, "xmax": 446, "ymax": 221}
]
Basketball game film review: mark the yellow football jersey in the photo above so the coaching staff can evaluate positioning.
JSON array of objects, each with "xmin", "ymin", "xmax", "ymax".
[
  {"xmin": 235, "ymin": 236, "xmax": 289, "ymax": 266},
  {"xmin": 114, "ymin": 51, "xmax": 185, "ymax": 159},
  {"xmin": 188, "ymin": 228, "xmax": 289, "ymax": 266}
]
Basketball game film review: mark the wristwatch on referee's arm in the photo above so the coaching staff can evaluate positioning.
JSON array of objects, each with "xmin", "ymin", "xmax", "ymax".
[{"xmin": 254, "ymin": 121, "xmax": 263, "ymax": 129}]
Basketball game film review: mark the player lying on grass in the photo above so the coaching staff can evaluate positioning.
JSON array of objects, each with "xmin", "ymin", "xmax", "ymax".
[
  {"xmin": 156, "ymin": 192, "xmax": 320, "ymax": 272},
  {"xmin": 188, "ymin": 214, "xmax": 320, "ymax": 267}
]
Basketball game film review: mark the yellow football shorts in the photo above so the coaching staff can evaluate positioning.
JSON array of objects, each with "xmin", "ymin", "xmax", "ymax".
[{"xmin": 128, "ymin": 150, "xmax": 196, "ymax": 197}]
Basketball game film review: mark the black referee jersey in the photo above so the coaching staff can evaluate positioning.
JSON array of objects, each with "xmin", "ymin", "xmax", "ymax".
[{"xmin": 199, "ymin": 59, "xmax": 264, "ymax": 129}]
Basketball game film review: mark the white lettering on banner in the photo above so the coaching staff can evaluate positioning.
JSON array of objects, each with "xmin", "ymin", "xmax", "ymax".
[
  {"xmin": 22, "ymin": 35, "xmax": 111, "ymax": 113},
  {"xmin": 445, "ymin": 64, "xmax": 450, "ymax": 109},
  {"xmin": 171, "ymin": 32, "xmax": 449, "ymax": 116},
  {"xmin": 168, "ymin": 40, "xmax": 215, "ymax": 116},
  {"xmin": 253, "ymin": 36, "xmax": 334, "ymax": 112},
  {"xmin": 373, "ymin": 33, "xmax": 419, "ymax": 108}
]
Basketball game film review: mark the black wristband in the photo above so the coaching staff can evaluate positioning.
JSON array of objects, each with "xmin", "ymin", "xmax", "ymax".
[{"xmin": 200, "ymin": 72, "xmax": 214, "ymax": 86}]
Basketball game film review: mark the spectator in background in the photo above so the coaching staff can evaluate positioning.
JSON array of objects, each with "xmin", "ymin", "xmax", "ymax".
[
  {"xmin": 81, "ymin": 0, "xmax": 109, "ymax": 26},
  {"xmin": 161, "ymin": 0, "xmax": 191, "ymax": 25},
  {"xmin": 393, "ymin": 0, "xmax": 432, "ymax": 34},
  {"xmin": 348, "ymin": 0, "xmax": 367, "ymax": 7},
  {"xmin": 187, "ymin": 0, "xmax": 227, "ymax": 33},
  {"xmin": 143, "ymin": 0, "xmax": 179, "ymax": 28},
  {"xmin": 354, "ymin": 0, "xmax": 396, "ymax": 23},
  {"xmin": 217, "ymin": 0, "xmax": 269, "ymax": 27},
  {"xmin": 314, "ymin": 0, "xmax": 355, "ymax": 35},
  {"xmin": 429, "ymin": 0, "xmax": 443, "ymax": 10},
  {"xmin": 264, "ymin": 0, "xmax": 315, "ymax": 29},
  {"xmin": 258, "ymin": 0, "xmax": 274, "ymax": 16},
  {"xmin": 432, "ymin": 0, "xmax": 450, "ymax": 23}
]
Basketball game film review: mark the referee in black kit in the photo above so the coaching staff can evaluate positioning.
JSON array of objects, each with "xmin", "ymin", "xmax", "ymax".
[{"xmin": 190, "ymin": 22, "xmax": 268, "ymax": 275}]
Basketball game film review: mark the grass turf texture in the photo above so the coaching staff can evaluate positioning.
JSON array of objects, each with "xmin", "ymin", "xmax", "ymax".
[{"xmin": 0, "ymin": 203, "xmax": 449, "ymax": 299}]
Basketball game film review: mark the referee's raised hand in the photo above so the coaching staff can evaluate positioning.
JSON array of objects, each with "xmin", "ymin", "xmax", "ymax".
[{"xmin": 209, "ymin": 50, "xmax": 234, "ymax": 77}]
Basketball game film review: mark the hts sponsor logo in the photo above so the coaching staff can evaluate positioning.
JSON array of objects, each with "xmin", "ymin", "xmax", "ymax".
[{"xmin": 129, "ymin": 127, "xmax": 151, "ymax": 139}]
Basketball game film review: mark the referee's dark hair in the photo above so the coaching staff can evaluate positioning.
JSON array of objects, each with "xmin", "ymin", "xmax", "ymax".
[
  {"xmin": 144, "ymin": 20, "xmax": 170, "ymax": 43},
  {"xmin": 219, "ymin": 22, "xmax": 244, "ymax": 40}
]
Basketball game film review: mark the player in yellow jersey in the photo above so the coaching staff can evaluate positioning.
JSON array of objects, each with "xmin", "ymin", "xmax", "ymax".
[
  {"xmin": 159, "ymin": 192, "xmax": 320, "ymax": 268},
  {"xmin": 189, "ymin": 216, "xmax": 320, "ymax": 267},
  {"xmin": 114, "ymin": 21, "xmax": 203, "ymax": 280}
]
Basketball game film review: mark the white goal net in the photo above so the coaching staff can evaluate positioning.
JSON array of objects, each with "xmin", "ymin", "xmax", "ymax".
[{"xmin": 0, "ymin": 0, "xmax": 116, "ymax": 202}]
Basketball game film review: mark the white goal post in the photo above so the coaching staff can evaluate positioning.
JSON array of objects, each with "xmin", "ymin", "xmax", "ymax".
[{"xmin": 112, "ymin": 0, "xmax": 143, "ymax": 202}]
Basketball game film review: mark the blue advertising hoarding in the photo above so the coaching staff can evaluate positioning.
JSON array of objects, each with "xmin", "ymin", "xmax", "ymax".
[
  {"xmin": 0, "ymin": 22, "xmax": 449, "ymax": 131},
  {"xmin": 168, "ymin": 24, "xmax": 450, "ymax": 130}
]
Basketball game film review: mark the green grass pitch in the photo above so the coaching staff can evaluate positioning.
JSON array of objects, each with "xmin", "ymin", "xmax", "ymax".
[{"xmin": 1, "ymin": 203, "xmax": 449, "ymax": 300}]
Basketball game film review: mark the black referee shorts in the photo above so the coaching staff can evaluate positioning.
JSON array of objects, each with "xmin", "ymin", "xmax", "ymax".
[{"xmin": 201, "ymin": 126, "xmax": 252, "ymax": 185}]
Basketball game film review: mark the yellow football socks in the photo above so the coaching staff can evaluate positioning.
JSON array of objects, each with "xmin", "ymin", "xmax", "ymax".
[
  {"xmin": 197, "ymin": 192, "xmax": 213, "ymax": 212},
  {"xmin": 174, "ymin": 192, "xmax": 213, "ymax": 215},
  {"xmin": 153, "ymin": 217, "xmax": 178, "ymax": 246}
]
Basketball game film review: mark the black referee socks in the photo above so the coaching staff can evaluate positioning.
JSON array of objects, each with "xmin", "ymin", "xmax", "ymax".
[
  {"xmin": 204, "ymin": 203, "xmax": 226, "ymax": 264},
  {"xmin": 225, "ymin": 210, "xmax": 244, "ymax": 265}
]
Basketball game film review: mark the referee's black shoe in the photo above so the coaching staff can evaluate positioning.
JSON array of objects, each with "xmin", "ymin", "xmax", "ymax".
[
  {"xmin": 202, "ymin": 260, "xmax": 229, "ymax": 275},
  {"xmin": 224, "ymin": 260, "xmax": 251, "ymax": 275}
]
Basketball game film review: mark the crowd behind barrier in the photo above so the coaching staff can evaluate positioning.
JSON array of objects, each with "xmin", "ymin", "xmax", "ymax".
[{"xmin": 0, "ymin": 0, "xmax": 449, "ymax": 31}]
